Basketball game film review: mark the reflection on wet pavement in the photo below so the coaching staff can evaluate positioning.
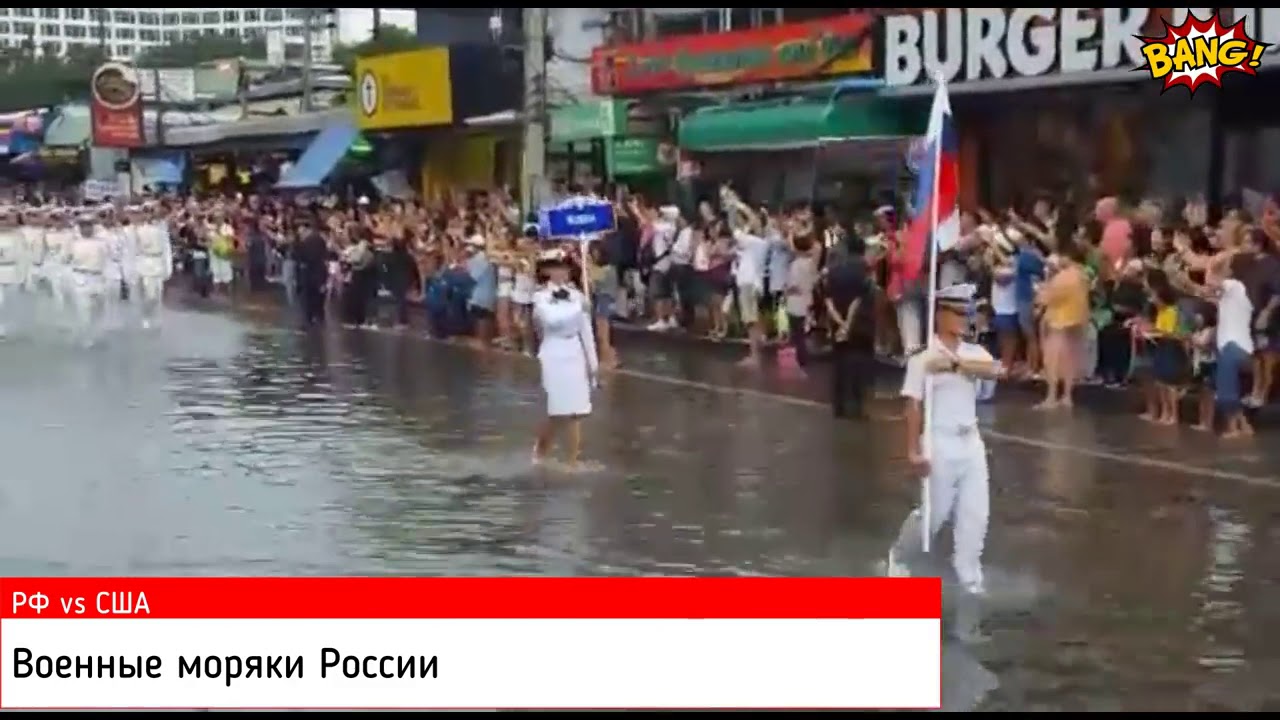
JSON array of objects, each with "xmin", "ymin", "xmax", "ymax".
[{"xmin": 2, "ymin": 306, "xmax": 1280, "ymax": 710}]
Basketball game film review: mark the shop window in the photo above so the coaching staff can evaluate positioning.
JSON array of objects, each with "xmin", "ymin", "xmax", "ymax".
[
  {"xmin": 181, "ymin": 13, "xmax": 200, "ymax": 25},
  {"xmin": 116, "ymin": 28, "xmax": 135, "ymax": 40},
  {"xmin": 265, "ymin": 9, "xmax": 283, "ymax": 23},
  {"xmin": 41, "ymin": 23, "xmax": 60, "ymax": 37},
  {"xmin": 163, "ymin": 12, "xmax": 178, "ymax": 25},
  {"xmin": 202, "ymin": 12, "xmax": 219, "ymax": 25},
  {"xmin": 652, "ymin": 11, "xmax": 713, "ymax": 39},
  {"xmin": 0, "ymin": 22, "xmax": 9, "ymax": 33},
  {"xmin": 140, "ymin": 29, "xmax": 159, "ymax": 42},
  {"xmin": 65, "ymin": 25, "xmax": 86, "ymax": 38}
]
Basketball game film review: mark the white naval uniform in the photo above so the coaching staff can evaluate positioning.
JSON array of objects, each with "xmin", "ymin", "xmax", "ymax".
[
  {"xmin": 533, "ymin": 285, "xmax": 599, "ymax": 417},
  {"xmin": 20, "ymin": 225, "xmax": 43, "ymax": 291},
  {"xmin": 891, "ymin": 337, "xmax": 993, "ymax": 592},
  {"xmin": 41, "ymin": 228, "xmax": 74, "ymax": 314},
  {"xmin": 135, "ymin": 220, "xmax": 173, "ymax": 324},
  {"xmin": 68, "ymin": 231, "xmax": 110, "ymax": 343},
  {"xmin": 0, "ymin": 227, "xmax": 23, "ymax": 336}
]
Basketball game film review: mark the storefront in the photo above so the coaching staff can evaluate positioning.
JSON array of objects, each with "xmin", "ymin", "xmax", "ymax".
[
  {"xmin": 879, "ymin": 8, "xmax": 1244, "ymax": 208},
  {"xmin": 354, "ymin": 46, "xmax": 453, "ymax": 199},
  {"xmin": 547, "ymin": 99, "xmax": 673, "ymax": 194},
  {"xmin": 590, "ymin": 11, "xmax": 914, "ymax": 207}
]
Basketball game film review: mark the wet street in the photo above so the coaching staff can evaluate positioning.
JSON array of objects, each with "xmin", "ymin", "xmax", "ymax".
[{"xmin": 2, "ymin": 301, "xmax": 1280, "ymax": 711}]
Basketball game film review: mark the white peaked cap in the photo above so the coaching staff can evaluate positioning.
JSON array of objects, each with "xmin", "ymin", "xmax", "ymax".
[{"xmin": 935, "ymin": 282, "xmax": 976, "ymax": 306}]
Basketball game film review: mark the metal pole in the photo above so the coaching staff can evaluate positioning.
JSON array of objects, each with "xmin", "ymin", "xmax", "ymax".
[
  {"xmin": 153, "ymin": 67, "xmax": 166, "ymax": 147},
  {"xmin": 521, "ymin": 8, "xmax": 548, "ymax": 212},
  {"xmin": 372, "ymin": 8, "xmax": 382, "ymax": 40},
  {"xmin": 301, "ymin": 8, "xmax": 315, "ymax": 112}
]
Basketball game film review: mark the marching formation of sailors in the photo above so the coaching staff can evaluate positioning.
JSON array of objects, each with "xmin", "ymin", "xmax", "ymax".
[{"xmin": 0, "ymin": 201, "xmax": 172, "ymax": 345}]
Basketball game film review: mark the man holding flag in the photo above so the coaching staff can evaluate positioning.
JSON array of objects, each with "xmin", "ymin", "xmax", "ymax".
[{"xmin": 886, "ymin": 75, "xmax": 1005, "ymax": 596}]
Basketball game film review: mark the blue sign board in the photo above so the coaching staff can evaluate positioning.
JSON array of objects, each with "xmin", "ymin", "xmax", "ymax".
[{"xmin": 539, "ymin": 196, "xmax": 616, "ymax": 240}]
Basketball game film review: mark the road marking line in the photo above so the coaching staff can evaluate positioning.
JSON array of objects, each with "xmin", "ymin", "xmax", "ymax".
[{"xmin": 270, "ymin": 315, "xmax": 1279, "ymax": 487}]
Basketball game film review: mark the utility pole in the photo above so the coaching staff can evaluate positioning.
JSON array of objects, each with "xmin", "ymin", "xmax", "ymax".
[
  {"xmin": 521, "ymin": 8, "xmax": 548, "ymax": 212},
  {"xmin": 301, "ymin": 7, "xmax": 315, "ymax": 112},
  {"xmin": 372, "ymin": 8, "xmax": 382, "ymax": 40}
]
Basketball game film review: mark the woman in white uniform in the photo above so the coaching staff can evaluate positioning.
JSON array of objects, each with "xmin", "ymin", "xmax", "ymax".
[{"xmin": 531, "ymin": 249, "xmax": 599, "ymax": 467}]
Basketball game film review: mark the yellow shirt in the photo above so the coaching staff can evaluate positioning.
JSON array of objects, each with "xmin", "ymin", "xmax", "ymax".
[
  {"xmin": 1155, "ymin": 305, "xmax": 1179, "ymax": 334},
  {"xmin": 1043, "ymin": 266, "xmax": 1089, "ymax": 330}
]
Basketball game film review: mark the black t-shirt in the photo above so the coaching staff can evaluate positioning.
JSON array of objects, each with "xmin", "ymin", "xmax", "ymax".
[
  {"xmin": 825, "ymin": 257, "xmax": 875, "ymax": 338},
  {"xmin": 1108, "ymin": 278, "xmax": 1147, "ymax": 322}
]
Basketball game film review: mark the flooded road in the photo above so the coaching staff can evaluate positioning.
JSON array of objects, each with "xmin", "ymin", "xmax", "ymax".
[{"xmin": 1, "ymin": 304, "xmax": 1279, "ymax": 711}]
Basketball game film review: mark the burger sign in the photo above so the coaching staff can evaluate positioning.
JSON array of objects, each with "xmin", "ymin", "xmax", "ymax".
[{"xmin": 90, "ymin": 62, "xmax": 144, "ymax": 148}]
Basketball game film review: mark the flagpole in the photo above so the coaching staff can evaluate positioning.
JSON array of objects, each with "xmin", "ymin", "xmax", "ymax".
[{"xmin": 919, "ymin": 74, "xmax": 946, "ymax": 555}]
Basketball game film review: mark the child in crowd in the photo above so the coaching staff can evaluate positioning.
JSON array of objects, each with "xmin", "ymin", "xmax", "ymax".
[
  {"xmin": 1147, "ymin": 282, "xmax": 1187, "ymax": 425},
  {"xmin": 1190, "ymin": 303, "xmax": 1218, "ymax": 431}
]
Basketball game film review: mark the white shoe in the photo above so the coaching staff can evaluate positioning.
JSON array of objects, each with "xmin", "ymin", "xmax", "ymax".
[{"xmin": 646, "ymin": 319, "xmax": 669, "ymax": 332}]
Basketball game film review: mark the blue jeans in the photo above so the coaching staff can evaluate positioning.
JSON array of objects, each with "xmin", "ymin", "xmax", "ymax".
[{"xmin": 1214, "ymin": 342, "xmax": 1251, "ymax": 415}]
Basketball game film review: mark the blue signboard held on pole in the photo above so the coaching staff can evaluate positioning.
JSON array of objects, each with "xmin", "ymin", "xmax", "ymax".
[{"xmin": 539, "ymin": 195, "xmax": 616, "ymax": 240}]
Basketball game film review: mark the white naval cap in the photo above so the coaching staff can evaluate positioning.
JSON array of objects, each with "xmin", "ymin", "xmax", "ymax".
[
  {"xmin": 357, "ymin": 195, "xmax": 370, "ymax": 206},
  {"xmin": 76, "ymin": 209, "xmax": 97, "ymax": 223},
  {"xmin": 536, "ymin": 248, "xmax": 568, "ymax": 264},
  {"xmin": 659, "ymin": 204, "xmax": 679, "ymax": 220},
  {"xmin": 935, "ymin": 282, "xmax": 977, "ymax": 309},
  {"xmin": 463, "ymin": 234, "xmax": 486, "ymax": 248}
]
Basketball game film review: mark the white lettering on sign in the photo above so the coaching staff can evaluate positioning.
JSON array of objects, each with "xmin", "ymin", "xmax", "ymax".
[
  {"xmin": 883, "ymin": 8, "xmax": 1215, "ymax": 87},
  {"xmin": 566, "ymin": 213, "xmax": 596, "ymax": 227}
]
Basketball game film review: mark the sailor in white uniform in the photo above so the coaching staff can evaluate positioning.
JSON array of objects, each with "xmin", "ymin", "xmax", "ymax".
[
  {"xmin": 19, "ymin": 207, "xmax": 45, "ymax": 294},
  {"xmin": 531, "ymin": 248, "xmax": 599, "ymax": 467},
  {"xmin": 40, "ymin": 208, "xmax": 75, "ymax": 327},
  {"xmin": 98, "ymin": 204, "xmax": 130, "ymax": 330},
  {"xmin": 134, "ymin": 202, "xmax": 173, "ymax": 329},
  {"xmin": 0, "ymin": 206, "xmax": 24, "ymax": 338},
  {"xmin": 888, "ymin": 283, "xmax": 1005, "ymax": 594},
  {"xmin": 67, "ymin": 210, "xmax": 111, "ymax": 346}
]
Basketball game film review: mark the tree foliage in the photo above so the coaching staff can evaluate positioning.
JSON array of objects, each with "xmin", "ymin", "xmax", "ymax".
[
  {"xmin": 332, "ymin": 25, "xmax": 421, "ymax": 74},
  {"xmin": 136, "ymin": 35, "xmax": 266, "ymax": 68},
  {"xmin": 0, "ymin": 44, "xmax": 108, "ymax": 112}
]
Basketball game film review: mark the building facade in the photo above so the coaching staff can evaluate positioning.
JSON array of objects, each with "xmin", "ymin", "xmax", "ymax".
[{"xmin": 0, "ymin": 8, "xmax": 335, "ymax": 62}]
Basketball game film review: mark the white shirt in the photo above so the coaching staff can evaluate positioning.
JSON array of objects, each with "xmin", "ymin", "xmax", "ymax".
[
  {"xmin": 991, "ymin": 269, "xmax": 1017, "ymax": 315},
  {"xmin": 1216, "ymin": 278, "xmax": 1254, "ymax": 354},
  {"xmin": 669, "ymin": 226, "xmax": 694, "ymax": 266},
  {"xmin": 732, "ymin": 229, "xmax": 768, "ymax": 290},
  {"xmin": 783, "ymin": 255, "xmax": 818, "ymax": 317},
  {"xmin": 901, "ymin": 337, "xmax": 994, "ymax": 434},
  {"xmin": 650, "ymin": 220, "xmax": 675, "ymax": 274}
]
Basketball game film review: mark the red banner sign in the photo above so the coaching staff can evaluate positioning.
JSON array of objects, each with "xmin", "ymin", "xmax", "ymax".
[
  {"xmin": 591, "ymin": 14, "xmax": 875, "ymax": 95},
  {"xmin": 89, "ymin": 62, "xmax": 144, "ymax": 148}
]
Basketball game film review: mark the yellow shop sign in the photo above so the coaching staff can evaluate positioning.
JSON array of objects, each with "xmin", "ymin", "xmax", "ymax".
[{"xmin": 355, "ymin": 47, "xmax": 454, "ymax": 130}]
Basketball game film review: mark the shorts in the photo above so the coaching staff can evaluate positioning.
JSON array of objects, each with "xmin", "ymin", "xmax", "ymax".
[
  {"xmin": 993, "ymin": 313, "xmax": 1019, "ymax": 334},
  {"xmin": 497, "ymin": 280, "xmax": 514, "ymax": 299},
  {"xmin": 1151, "ymin": 338, "xmax": 1189, "ymax": 385},
  {"xmin": 592, "ymin": 293, "xmax": 615, "ymax": 319},
  {"xmin": 649, "ymin": 270, "xmax": 674, "ymax": 301},
  {"xmin": 737, "ymin": 284, "xmax": 761, "ymax": 325}
]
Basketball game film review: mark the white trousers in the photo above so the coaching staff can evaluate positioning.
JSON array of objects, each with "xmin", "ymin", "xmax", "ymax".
[{"xmin": 891, "ymin": 431, "xmax": 990, "ymax": 590}]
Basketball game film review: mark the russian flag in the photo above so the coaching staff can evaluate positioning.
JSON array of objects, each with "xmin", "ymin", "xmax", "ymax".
[{"xmin": 901, "ymin": 79, "xmax": 960, "ymax": 289}]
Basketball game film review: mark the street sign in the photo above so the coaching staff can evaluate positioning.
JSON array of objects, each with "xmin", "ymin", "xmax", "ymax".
[{"xmin": 539, "ymin": 195, "xmax": 616, "ymax": 240}]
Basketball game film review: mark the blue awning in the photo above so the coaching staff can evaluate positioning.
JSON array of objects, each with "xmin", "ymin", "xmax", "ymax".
[{"xmin": 276, "ymin": 117, "xmax": 359, "ymax": 189}]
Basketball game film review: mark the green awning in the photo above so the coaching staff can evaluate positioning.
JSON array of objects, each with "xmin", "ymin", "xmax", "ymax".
[{"xmin": 678, "ymin": 97, "xmax": 924, "ymax": 153}]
